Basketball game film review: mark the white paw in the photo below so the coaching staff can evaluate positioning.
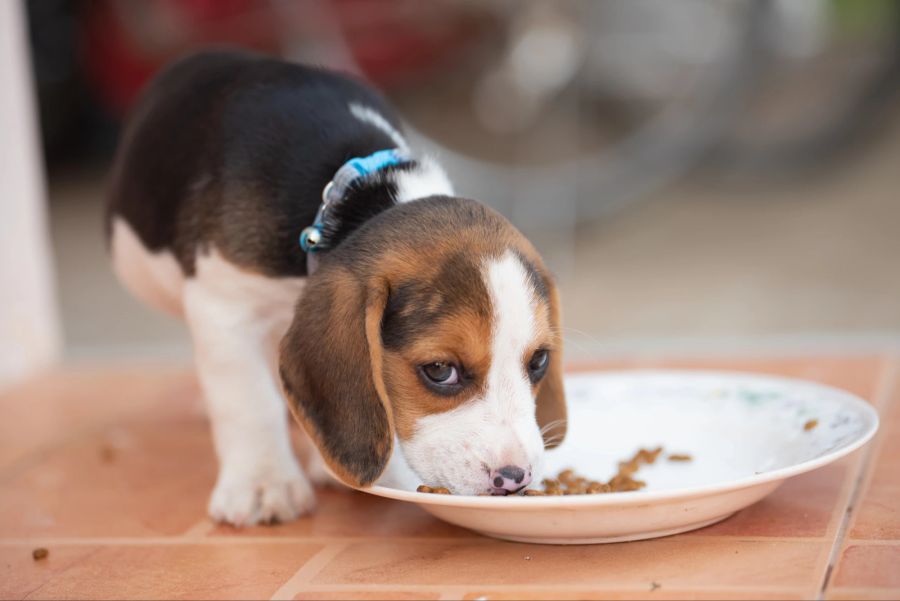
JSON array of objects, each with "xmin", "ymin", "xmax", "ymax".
[{"xmin": 208, "ymin": 464, "xmax": 316, "ymax": 526}]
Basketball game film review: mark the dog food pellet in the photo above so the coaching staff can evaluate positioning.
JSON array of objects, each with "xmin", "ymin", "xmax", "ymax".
[
  {"xmin": 804, "ymin": 419, "xmax": 818, "ymax": 431},
  {"xmin": 32, "ymin": 548, "xmax": 48, "ymax": 561},
  {"xmin": 417, "ymin": 485, "xmax": 451, "ymax": 494},
  {"xmin": 668, "ymin": 454, "xmax": 693, "ymax": 462},
  {"xmin": 540, "ymin": 446, "xmax": 666, "ymax": 495},
  {"xmin": 587, "ymin": 481, "xmax": 611, "ymax": 494},
  {"xmin": 607, "ymin": 473, "xmax": 645, "ymax": 492},
  {"xmin": 99, "ymin": 444, "xmax": 116, "ymax": 463},
  {"xmin": 417, "ymin": 446, "xmax": 690, "ymax": 497}
]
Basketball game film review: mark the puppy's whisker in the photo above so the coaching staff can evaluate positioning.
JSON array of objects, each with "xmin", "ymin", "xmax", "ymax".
[
  {"xmin": 549, "ymin": 325, "xmax": 607, "ymax": 356},
  {"xmin": 539, "ymin": 418, "xmax": 568, "ymax": 436},
  {"xmin": 540, "ymin": 418, "xmax": 568, "ymax": 430}
]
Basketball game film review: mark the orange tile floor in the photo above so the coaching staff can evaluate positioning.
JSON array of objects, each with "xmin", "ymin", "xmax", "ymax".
[{"xmin": 1, "ymin": 353, "xmax": 898, "ymax": 600}]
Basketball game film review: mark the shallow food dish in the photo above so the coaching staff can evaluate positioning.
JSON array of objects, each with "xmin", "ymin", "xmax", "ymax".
[{"xmin": 363, "ymin": 370, "xmax": 879, "ymax": 544}]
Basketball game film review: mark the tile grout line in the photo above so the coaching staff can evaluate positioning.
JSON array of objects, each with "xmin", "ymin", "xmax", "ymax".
[
  {"xmin": 253, "ymin": 583, "xmax": 819, "ymax": 594},
  {"xmin": 269, "ymin": 542, "xmax": 350, "ymax": 601},
  {"xmin": 817, "ymin": 353, "xmax": 899, "ymax": 601},
  {"xmin": 837, "ymin": 538, "xmax": 900, "ymax": 546},
  {"xmin": 822, "ymin": 585, "xmax": 900, "ymax": 596},
  {"xmin": 180, "ymin": 519, "xmax": 216, "ymax": 538},
  {"xmin": 0, "ymin": 534, "xmax": 834, "ymax": 546}
]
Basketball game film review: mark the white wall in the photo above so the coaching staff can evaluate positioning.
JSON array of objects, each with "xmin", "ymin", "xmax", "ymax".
[{"xmin": 0, "ymin": 0, "xmax": 61, "ymax": 386}]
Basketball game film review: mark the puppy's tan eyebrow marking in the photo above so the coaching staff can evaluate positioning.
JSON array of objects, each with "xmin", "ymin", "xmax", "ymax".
[
  {"xmin": 381, "ymin": 282, "xmax": 440, "ymax": 351},
  {"xmin": 380, "ymin": 252, "xmax": 490, "ymax": 351},
  {"xmin": 432, "ymin": 251, "xmax": 492, "ymax": 317}
]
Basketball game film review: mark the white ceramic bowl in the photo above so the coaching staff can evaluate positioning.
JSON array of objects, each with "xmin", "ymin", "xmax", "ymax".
[{"xmin": 363, "ymin": 370, "xmax": 879, "ymax": 544}]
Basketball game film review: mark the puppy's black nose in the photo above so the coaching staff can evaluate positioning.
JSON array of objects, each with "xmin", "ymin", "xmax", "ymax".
[
  {"xmin": 498, "ymin": 465, "xmax": 526, "ymax": 484},
  {"xmin": 489, "ymin": 465, "xmax": 532, "ymax": 494}
]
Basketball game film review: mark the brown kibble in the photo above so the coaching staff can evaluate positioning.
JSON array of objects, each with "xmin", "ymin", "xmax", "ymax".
[
  {"xmin": 804, "ymin": 419, "xmax": 818, "ymax": 431},
  {"xmin": 632, "ymin": 446, "xmax": 662, "ymax": 466},
  {"xmin": 32, "ymin": 548, "xmax": 48, "ymax": 560},
  {"xmin": 510, "ymin": 446, "xmax": 697, "ymax": 497},
  {"xmin": 99, "ymin": 444, "xmax": 115, "ymax": 463},
  {"xmin": 608, "ymin": 474, "xmax": 645, "ymax": 492},
  {"xmin": 416, "ymin": 485, "xmax": 452, "ymax": 494},
  {"xmin": 607, "ymin": 474, "xmax": 628, "ymax": 489},
  {"xmin": 616, "ymin": 465, "xmax": 636, "ymax": 477},
  {"xmin": 542, "ymin": 478, "xmax": 561, "ymax": 491},
  {"xmin": 668, "ymin": 454, "xmax": 692, "ymax": 462},
  {"xmin": 587, "ymin": 482, "xmax": 611, "ymax": 494}
]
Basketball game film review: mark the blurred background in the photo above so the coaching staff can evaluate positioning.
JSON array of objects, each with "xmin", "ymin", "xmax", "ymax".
[{"xmin": 3, "ymin": 0, "xmax": 900, "ymax": 382}]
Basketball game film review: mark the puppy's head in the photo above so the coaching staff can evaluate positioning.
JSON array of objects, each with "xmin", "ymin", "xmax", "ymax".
[{"xmin": 279, "ymin": 197, "xmax": 566, "ymax": 495}]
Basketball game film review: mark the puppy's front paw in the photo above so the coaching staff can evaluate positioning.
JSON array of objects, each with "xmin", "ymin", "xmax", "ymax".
[{"xmin": 208, "ymin": 466, "xmax": 316, "ymax": 526}]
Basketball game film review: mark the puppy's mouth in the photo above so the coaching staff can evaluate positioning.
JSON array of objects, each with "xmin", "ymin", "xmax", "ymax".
[{"xmin": 489, "ymin": 484, "xmax": 527, "ymax": 496}]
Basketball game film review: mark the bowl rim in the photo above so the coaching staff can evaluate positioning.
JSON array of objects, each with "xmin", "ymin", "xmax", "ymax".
[{"xmin": 359, "ymin": 369, "xmax": 880, "ymax": 509}]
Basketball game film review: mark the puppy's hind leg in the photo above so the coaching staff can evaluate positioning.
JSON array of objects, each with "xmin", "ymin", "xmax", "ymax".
[{"xmin": 183, "ymin": 259, "xmax": 314, "ymax": 526}]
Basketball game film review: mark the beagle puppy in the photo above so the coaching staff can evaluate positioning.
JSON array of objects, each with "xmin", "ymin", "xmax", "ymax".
[{"xmin": 107, "ymin": 49, "xmax": 566, "ymax": 526}]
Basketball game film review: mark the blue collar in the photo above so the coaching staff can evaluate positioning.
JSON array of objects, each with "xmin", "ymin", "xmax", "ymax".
[{"xmin": 300, "ymin": 148, "xmax": 410, "ymax": 254}]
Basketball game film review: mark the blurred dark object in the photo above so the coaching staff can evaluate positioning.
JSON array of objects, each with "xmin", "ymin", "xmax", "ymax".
[
  {"xmin": 709, "ymin": 0, "xmax": 900, "ymax": 178},
  {"xmin": 327, "ymin": 0, "xmax": 493, "ymax": 87},
  {"xmin": 26, "ymin": 0, "xmax": 111, "ymax": 166},
  {"xmin": 26, "ymin": 0, "xmax": 900, "ymax": 210},
  {"xmin": 82, "ymin": 0, "xmax": 287, "ymax": 115},
  {"xmin": 378, "ymin": 0, "xmax": 900, "ymax": 223},
  {"xmin": 81, "ymin": 0, "xmax": 485, "ymax": 110},
  {"xmin": 26, "ymin": 0, "xmax": 486, "ymax": 169}
]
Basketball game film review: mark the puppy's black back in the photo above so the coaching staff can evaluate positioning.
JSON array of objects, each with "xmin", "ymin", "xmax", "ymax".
[{"xmin": 107, "ymin": 49, "xmax": 403, "ymax": 277}]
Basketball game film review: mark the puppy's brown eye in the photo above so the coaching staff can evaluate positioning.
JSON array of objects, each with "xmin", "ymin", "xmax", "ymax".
[
  {"xmin": 528, "ymin": 350, "xmax": 550, "ymax": 382},
  {"xmin": 421, "ymin": 362, "xmax": 460, "ymax": 386}
]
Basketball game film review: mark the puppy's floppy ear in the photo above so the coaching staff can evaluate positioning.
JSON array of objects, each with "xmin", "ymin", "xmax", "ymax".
[
  {"xmin": 537, "ymin": 283, "xmax": 567, "ymax": 449},
  {"xmin": 279, "ymin": 267, "xmax": 393, "ymax": 487}
]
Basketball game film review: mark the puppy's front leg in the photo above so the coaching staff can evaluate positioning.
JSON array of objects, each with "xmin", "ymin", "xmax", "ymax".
[{"xmin": 184, "ymin": 277, "xmax": 314, "ymax": 526}]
